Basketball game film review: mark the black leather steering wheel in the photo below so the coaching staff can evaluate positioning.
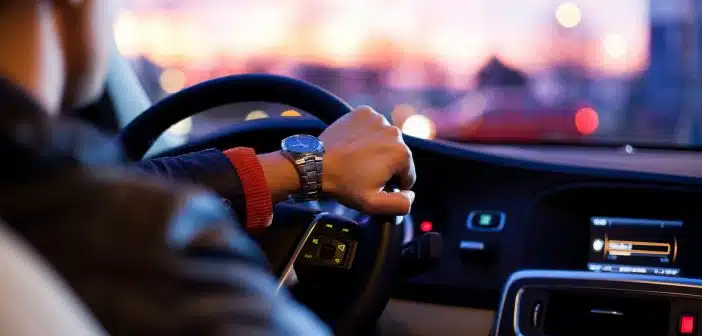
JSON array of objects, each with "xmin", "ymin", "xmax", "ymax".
[
  {"xmin": 117, "ymin": 74, "xmax": 403, "ymax": 335},
  {"xmin": 117, "ymin": 74, "xmax": 350, "ymax": 161}
]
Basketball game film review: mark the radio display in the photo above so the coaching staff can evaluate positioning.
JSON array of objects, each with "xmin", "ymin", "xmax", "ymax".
[{"xmin": 588, "ymin": 216, "xmax": 682, "ymax": 277}]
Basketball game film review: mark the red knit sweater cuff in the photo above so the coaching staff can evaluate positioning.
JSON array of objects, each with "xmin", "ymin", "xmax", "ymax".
[{"xmin": 223, "ymin": 147, "xmax": 273, "ymax": 231}]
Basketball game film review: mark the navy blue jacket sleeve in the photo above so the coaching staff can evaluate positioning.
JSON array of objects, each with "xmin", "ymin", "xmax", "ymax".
[{"xmin": 132, "ymin": 149, "xmax": 247, "ymax": 220}]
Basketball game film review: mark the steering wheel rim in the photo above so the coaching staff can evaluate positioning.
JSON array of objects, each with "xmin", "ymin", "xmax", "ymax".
[
  {"xmin": 118, "ymin": 73, "xmax": 403, "ymax": 335},
  {"xmin": 117, "ymin": 73, "xmax": 351, "ymax": 161}
]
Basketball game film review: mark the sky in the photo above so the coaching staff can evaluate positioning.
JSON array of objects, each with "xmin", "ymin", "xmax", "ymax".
[{"xmin": 115, "ymin": 0, "xmax": 650, "ymax": 75}]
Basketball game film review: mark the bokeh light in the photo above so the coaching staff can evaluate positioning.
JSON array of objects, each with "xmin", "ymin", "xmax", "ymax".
[
  {"xmin": 113, "ymin": 11, "xmax": 140, "ymax": 57},
  {"xmin": 391, "ymin": 103, "xmax": 418, "ymax": 127},
  {"xmin": 555, "ymin": 3, "xmax": 582, "ymax": 28},
  {"xmin": 159, "ymin": 68, "xmax": 186, "ymax": 94},
  {"xmin": 575, "ymin": 107, "xmax": 599, "ymax": 135},
  {"xmin": 401, "ymin": 114, "xmax": 436, "ymax": 139},
  {"xmin": 603, "ymin": 34, "xmax": 628, "ymax": 59}
]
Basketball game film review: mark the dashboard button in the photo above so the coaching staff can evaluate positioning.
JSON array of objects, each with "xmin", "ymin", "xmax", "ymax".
[
  {"xmin": 459, "ymin": 240, "xmax": 485, "ymax": 251},
  {"xmin": 679, "ymin": 313, "xmax": 696, "ymax": 335},
  {"xmin": 458, "ymin": 240, "xmax": 494, "ymax": 263},
  {"xmin": 467, "ymin": 210, "xmax": 505, "ymax": 231}
]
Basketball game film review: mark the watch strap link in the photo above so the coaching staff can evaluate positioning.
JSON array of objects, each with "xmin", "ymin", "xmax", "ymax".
[{"xmin": 294, "ymin": 155, "xmax": 323, "ymax": 201}]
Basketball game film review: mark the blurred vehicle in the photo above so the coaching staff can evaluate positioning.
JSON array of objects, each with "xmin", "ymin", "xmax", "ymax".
[
  {"xmin": 428, "ymin": 57, "xmax": 594, "ymax": 142},
  {"xmin": 433, "ymin": 91, "xmax": 593, "ymax": 143}
]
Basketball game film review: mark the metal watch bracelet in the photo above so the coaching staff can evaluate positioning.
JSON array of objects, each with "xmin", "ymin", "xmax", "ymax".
[{"xmin": 291, "ymin": 154, "xmax": 323, "ymax": 201}]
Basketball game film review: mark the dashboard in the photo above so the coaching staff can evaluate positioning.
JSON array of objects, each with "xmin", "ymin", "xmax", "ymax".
[
  {"xmin": 159, "ymin": 117, "xmax": 702, "ymax": 334},
  {"xmin": 392, "ymin": 140, "xmax": 702, "ymax": 310}
]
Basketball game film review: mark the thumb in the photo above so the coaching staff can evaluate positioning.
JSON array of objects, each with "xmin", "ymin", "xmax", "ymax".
[{"xmin": 363, "ymin": 190, "xmax": 415, "ymax": 215}]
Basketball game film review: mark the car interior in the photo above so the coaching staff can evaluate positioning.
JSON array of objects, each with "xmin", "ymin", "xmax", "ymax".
[{"xmin": 9, "ymin": 1, "xmax": 702, "ymax": 336}]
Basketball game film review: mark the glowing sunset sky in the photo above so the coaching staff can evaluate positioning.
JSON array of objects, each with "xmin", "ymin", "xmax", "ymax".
[{"xmin": 115, "ymin": 0, "xmax": 649, "ymax": 75}]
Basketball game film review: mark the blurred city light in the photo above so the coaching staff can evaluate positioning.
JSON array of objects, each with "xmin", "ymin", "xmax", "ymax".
[
  {"xmin": 116, "ymin": 0, "xmax": 659, "ymax": 145},
  {"xmin": 167, "ymin": 117, "xmax": 193, "ymax": 136},
  {"xmin": 281, "ymin": 110, "xmax": 302, "ymax": 117},
  {"xmin": 114, "ymin": 1, "xmax": 646, "ymax": 76},
  {"xmin": 603, "ymin": 34, "xmax": 628, "ymax": 59},
  {"xmin": 113, "ymin": 11, "xmax": 140, "ymax": 57},
  {"xmin": 401, "ymin": 114, "xmax": 436, "ymax": 139},
  {"xmin": 245, "ymin": 110, "xmax": 269, "ymax": 120},
  {"xmin": 159, "ymin": 68, "xmax": 186, "ymax": 94},
  {"xmin": 391, "ymin": 103, "xmax": 418, "ymax": 127},
  {"xmin": 575, "ymin": 107, "xmax": 599, "ymax": 135},
  {"xmin": 555, "ymin": 3, "xmax": 582, "ymax": 28}
]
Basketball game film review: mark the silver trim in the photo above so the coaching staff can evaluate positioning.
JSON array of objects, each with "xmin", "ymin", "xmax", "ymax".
[
  {"xmin": 590, "ymin": 216, "xmax": 683, "ymax": 228},
  {"xmin": 466, "ymin": 210, "xmax": 505, "ymax": 232},
  {"xmin": 590, "ymin": 309, "xmax": 623, "ymax": 316},
  {"xmin": 276, "ymin": 212, "xmax": 328, "ymax": 293},
  {"xmin": 495, "ymin": 270, "xmax": 702, "ymax": 336},
  {"xmin": 512, "ymin": 288, "xmax": 525, "ymax": 336}
]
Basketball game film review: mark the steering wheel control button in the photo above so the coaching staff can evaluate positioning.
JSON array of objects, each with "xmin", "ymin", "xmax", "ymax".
[
  {"xmin": 320, "ymin": 243, "xmax": 337, "ymax": 260},
  {"xmin": 467, "ymin": 210, "xmax": 505, "ymax": 232},
  {"xmin": 679, "ymin": 313, "xmax": 696, "ymax": 335},
  {"xmin": 295, "ymin": 215, "xmax": 361, "ymax": 269},
  {"xmin": 318, "ymin": 221, "xmax": 359, "ymax": 239},
  {"xmin": 297, "ymin": 234, "xmax": 357, "ymax": 269},
  {"xmin": 300, "ymin": 237, "xmax": 321, "ymax": 261}
]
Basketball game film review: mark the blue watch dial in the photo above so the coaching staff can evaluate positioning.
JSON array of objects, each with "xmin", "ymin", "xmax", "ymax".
[{"xmin": 281, "ymin": 134, "xmax": 324, "ymax": 154}]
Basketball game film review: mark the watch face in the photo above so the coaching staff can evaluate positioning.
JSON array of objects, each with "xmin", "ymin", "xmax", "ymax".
[{"xmin": 281, "ymin": 134, "xmax": 324, "ymax": 154}]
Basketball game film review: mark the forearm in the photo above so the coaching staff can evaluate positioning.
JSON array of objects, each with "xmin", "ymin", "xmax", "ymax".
[
  {"xmin": 133, "ymin": 149, "xmax": 301, "ymax": 230},
  {"xmin": 258, "ymin": 151, "xmax": 300, "ymax": 204},
  {"xmin": 132, "ymin": 149, "xmax": 246, "ymax": 218}
]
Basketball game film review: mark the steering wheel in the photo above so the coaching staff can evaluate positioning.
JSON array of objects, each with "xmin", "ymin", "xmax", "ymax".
[{"xmin": 117, "ymin": 74, "xmax": 404, "ymax": 335}]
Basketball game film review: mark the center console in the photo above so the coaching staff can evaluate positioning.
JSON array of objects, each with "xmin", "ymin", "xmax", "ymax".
[
  {"xmin": 493, "ymin": 270, "xmax": 702, "ymax": 336},
  {"xmin": 524, "ymin": 184, "xmax": 702, "ymax": 278},
  {"xmin": 492, "ymin": 184, "xmax": 702, "ymax": 335}
]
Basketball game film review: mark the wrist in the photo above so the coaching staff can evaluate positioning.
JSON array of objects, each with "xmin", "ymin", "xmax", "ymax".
[
  {"xmin": 258, "ymin": 150, "xmax": 301, "ymax": 203},
  {"xmin": 320, "ymin": 155, "xmax": 338, "ymax": 196}
]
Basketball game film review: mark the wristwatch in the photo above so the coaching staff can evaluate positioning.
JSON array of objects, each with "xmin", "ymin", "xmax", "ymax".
[{"xmin": 280, "ymin": 134, "xmax": 325, "ymax": 201}]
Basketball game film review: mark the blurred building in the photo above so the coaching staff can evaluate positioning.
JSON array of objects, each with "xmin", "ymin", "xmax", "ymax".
[
  {"xmin": 476, "ymin": 57, "xmax": 528, "ymax": 89},
  {"xmin": 628, "ymin": 0, "xmax": 697, "ymax": 143}
]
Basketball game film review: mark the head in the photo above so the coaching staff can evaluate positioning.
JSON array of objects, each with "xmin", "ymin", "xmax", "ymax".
[{"xmin": 0, "ymin": 0, "xmax": 117, "ymax": 115}]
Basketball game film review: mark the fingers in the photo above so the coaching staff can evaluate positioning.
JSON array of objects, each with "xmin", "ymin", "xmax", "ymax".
[
  {"xmin": 397, "ymin": 157, "xmax": 417, "ymax": 191},
  {"xmin": 391, "ymin": 140, "xmax": 416, "ymax": 190},
  {"xmin": 357, "ymin": 106, "xmax": 416, "ymax": 190},
  {"xmin": 363, "ymin": 190, "xmax": 415, "ymax": 215},
  {"xmin": 340, "ymin": 106, "xmax": 417, "ymax": 215},
  {"xmin": 355, "ymin": 105, "xmax": 391, "ymax": 127}
]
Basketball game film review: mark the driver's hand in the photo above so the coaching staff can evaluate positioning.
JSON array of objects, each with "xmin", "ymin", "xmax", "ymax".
[{"xmin": 320, "ymin": 106, "xmax": 416, "ymax": 215}]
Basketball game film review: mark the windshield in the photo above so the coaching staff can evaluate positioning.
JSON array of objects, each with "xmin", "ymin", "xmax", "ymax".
[{"xmin": 117, "ymin": 0, "xmax": 699, "ymax": 147}]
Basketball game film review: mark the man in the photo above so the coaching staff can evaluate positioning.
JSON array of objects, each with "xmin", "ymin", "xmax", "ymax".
[{"xmin": 0, "ymin": 1, "xmax": 416, "ymax": 335}]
